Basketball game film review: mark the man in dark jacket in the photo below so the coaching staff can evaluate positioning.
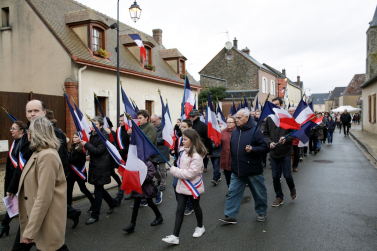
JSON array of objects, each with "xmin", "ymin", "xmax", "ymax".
[
  {"xmin": 340, "ymin": 109, "xmax": 352, "ymax": 137},
  {"xmin": 219, "ymin": 108, "xmax": 270, "ymax": 224},
  {"xmin": 263, "ymin": 97, "xmax": 297, "ymax": 207}
]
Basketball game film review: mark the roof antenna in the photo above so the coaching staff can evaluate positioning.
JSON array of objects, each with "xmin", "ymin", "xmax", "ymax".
[{"xmin": 217, "ymin": 29, "xmax": 229, "ymax": 41}]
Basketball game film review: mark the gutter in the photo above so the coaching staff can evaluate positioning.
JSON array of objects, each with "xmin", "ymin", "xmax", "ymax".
[
  {"xmin": 199, "ymin": 74, "xmax": 227, "ymax": 88},
  {"xmin": 78, "ymin": 66, "xmax": 87, "ymax": 109}
]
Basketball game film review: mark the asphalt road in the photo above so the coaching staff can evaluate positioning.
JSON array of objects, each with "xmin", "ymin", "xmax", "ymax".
[{"xmin": 1, "ymin": 132, "xmax": 377, "ymax": 250}]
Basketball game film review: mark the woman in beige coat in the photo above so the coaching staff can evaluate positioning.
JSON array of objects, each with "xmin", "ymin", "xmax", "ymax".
[{"xmin": 18, "ymin": 116, "xmax": 68, "ymax": 251}]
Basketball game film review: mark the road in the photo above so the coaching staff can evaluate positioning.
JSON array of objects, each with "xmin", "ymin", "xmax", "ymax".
[{"xmin": 1, "ymin": 132, "xmax": 377, "ymax": 250}]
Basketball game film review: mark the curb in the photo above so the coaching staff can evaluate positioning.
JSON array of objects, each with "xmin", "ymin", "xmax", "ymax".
[
  {"xmin": 349, "ymin": 131, "xmax": 377, "ymax": 164},
  {"xmin": 0, "ymin": 184, "xmax": 118, "ymax": 222}
]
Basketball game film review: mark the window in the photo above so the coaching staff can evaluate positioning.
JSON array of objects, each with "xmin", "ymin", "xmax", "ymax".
[
  {"xmin": 1, "ymin": 7, "xmax": 9, "ymax": 27},
  {"xmin": 92, "ymin": 28, "xmax": 101, "ymax": 52},
  {"xmin": 270, "ymin": 81, "xmax": 275, "ymax": 95},
  {"xmin": 318, "ymin": 105, "xmax": 322, "ymax": 110},
  {"xmin": 262, "ymin": 77, "xmax": 268, "ymax": 93},
  {"xmin": 94, "ymin": 96, "xmax": 107, "ymax": 116},
  {"xmin": 145, "ymin": 101, "xmax": 153, "ymax": 116},
  {"xmin": 179, "ymin": 61, "xmax": 183, "ymax": 74},
  {"xmin": 369, "ymin": 95, "xmax": 372, "ymax": 122}
]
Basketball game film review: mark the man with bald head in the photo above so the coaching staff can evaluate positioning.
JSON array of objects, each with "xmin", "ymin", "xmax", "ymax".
[
  {"xmin": 219, "ymin": 108, "xmax": 269, "ymax": 224},
  {"xmin": 340, "ymin": 109, "xmax": 351, "ymax": 137}
]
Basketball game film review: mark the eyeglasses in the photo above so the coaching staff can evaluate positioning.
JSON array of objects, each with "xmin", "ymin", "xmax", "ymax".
[
  {"xmin": 151, "ymin": 120, "xmax": 157, "ymax": 123},
  {"xmin": 226, "ymin": 122, "xmax": 235, "ymax": 124},
  {"xmin": 10, "ymin": 127, "xmax": 19, "ymax": 131}
]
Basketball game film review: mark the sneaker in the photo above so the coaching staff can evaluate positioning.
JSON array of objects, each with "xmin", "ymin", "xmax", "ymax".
[
  {"xmin": 219, "ymin": 216, "xmax": 237, "ymax": 224},
  {"xmin": 290, "ymin": 187, "xmax": 297, "ymax": 200},
  {"xmin": 193, "ymin": 226, "xmax": 205, "ymax": 237},
  {"xmin": 211, "ymin": 180, "xmax": 217, "ymax": 185},
  {"xmin": 155, "ymin": 191, "xmax": 163, "ymax": 205},
  {"xmin": 256, "ymin": 214, "xmax": 266, "ymax": 222},
  {"xmin": 184, "ymin": 207, "xmax": 194, "ymax": 216},
  {"xmin": 140, "ymin": 200, "xmax": 148, "ymax": 207},
  {"xmin": 299, "ymin": 157, "xmax": 303, "ymax": 162},
  {"xmin": 218, "ymin": 177, "xmax": 221, "ymax": 181},
  {"xmin": 271, "ymin": 198, "xmax": 284, "ymax": 207},
  {"xmin": 162, "ymin": 235, "xmax": 179, "ymax": 245},
  {"xmin": 159, "ymin": 186, "xmax": 165, "ymax": 191}
]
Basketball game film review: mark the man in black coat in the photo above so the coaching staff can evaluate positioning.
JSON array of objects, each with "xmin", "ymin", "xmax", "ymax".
[
  {"xmin": 263, "ymin": 97, "xmax": 297, "ymax": 208},
  {"xmin": 340, "ymin": 109, "xmax": 352, "ymax": 137},
  {"xmin": 219, "ymin": 108, "xmax": 269, "ymax": 224}
]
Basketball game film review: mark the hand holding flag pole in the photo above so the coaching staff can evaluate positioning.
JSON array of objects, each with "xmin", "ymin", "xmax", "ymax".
[{"xmin": 249, "ymin": 94, "xmax": 270, "ymax": 145}]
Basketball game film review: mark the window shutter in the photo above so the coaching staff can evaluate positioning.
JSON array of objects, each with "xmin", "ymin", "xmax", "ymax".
[
  {"xmin": 374, "ymin": 94, "xmax": 376, "ymax": 123},
  {"xmin": 369, "ymin": 95, "xmax": 372, "ymax": 123}
]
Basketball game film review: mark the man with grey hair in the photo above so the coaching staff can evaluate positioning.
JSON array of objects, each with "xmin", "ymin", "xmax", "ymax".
[
  {"xmin": 151, "ymin": 114, "xmax": 170, "ymax": 191},
  {"xmin": 219, "ymin": 108, "xmax": 270, "ymax": 224}
]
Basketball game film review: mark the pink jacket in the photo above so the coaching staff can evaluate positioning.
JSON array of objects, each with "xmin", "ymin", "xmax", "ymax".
[{"xmin": 170, "ymin": 148, "xmax": 205, "ymax": 196}]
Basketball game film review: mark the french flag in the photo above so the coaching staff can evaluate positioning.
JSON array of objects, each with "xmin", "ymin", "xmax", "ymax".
[
  {"xmin": 94, "ymin": 94, "xmax": 114, "ymax": 142},
  {"xmin": 259, "ymin": 101, "xmax": 301, "ymax": 130},
  {"xmin": 291, "ymin": 116, "xmax": 323, "ymax": 144},
  {"xmin": 119, "ymin": 119, "xmax": 161, "ymax": 194},
  {"xmin": 205, "ymin": 93, "xmax": 221, "ymax": 146},
  {"xmin": 217, "ymin": 104, "xmax": 226, "ymax": 128},
  {"xmin": 293, "ymin": 99, "xmax": 315, "ymax": 125},
  {"xmin": 231, "ymin": 100, "xmax": 237, "ymax": 117},
  {"xmin": 121, "ymin": 85, "xmax": 138, "ymax": 129},
  {"xmin": 181, "ymin": 76, "xmax": 195, "ymax": 119},
  {"xmin": 200, "ymin": 105, "xmax": 206, "ymax": 123},
  {"xmin": 255, "ymin": 96, "xmax": 259, "ymax": 110},
  {"xmin": 160, "ymin": 95, "xmax": 175, "ymax": 147},
  {"xmin": 1, "ymin": 106, "xmax": 18, "ymax": 122},
  {"xmin": 250, "ymin": 98, "xmax": 254, "ymax": 112},
  {"xmin": 129, "ymin": 34, "xmax": 147, "ymax": 62},
  {"xmin": 73, "ymin": 103, "xmax": 90, "ymax": 142}
]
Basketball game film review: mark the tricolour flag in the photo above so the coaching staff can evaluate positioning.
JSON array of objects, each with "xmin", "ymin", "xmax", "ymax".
[
  {"xmin": 1, "ymin": 106, "xmax": 18, "ymax": 122},
  {"xmin": 121, "ymin": 85, "xmax": 138, "ymax": 129},
  {"xmin": 293, "ymin": 99, "xmax": 315, "ymax": 125},
  {"xmin": 259, "ymin": 101, "xmax": 301, "ymax": 130},
  {"xmin": 281, "ymin": 87, "xmax": 286, "ymax": 93},
  {"xmin": 160, "ymin": 95, "xmax": 175, "ymax": 147},
  {"xmin": 73, "ymin": 103, "xmax": 90, "ymax": 142},
  {"xmin": 206, "ymin": 93, "xmax": 221, "ymax": 146},
  {"xmin": 181, "ymin": 76, "xmax": 195, "ymax": 119},
  {"xmin": 129, "ymin": 34, "xmax": 147, "ymax": 62},
  {"xmin": 94, "ymin": 94, "xmax": 114, "ymax": 142},
  {"xmin": 217, "ymin": 104, "xmax": 226, "ymax": 128},
  {"xmin": 255, "ymin": 96, "xmax": 259, "ymax": 110}
]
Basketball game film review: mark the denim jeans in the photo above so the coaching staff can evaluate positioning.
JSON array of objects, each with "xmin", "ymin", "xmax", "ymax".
[
  {"xmin": 92, "ymin": 185, "xmax": 117, "ymax": 219},
  {"xmin": 317, "ymin": 140, "xmax": 322, "ymax": 149},
  {"xmin": 211, "ymin": 157, "xmax": 221, "ymax": 181},
  {"xmin": 224, "ymin": 173, "xmax": 268, "ymax": 218},
  {"xmin": 327, "ymin": 132, "xmax": 333, "ymax": 143},
  {"xmin": 270, "ymin": 155, "xmax": 295, "ymax": 199}
]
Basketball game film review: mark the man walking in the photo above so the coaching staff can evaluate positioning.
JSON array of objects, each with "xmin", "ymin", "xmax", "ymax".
[
  {"xmin": 263, "ymin": 97, "xmax": 297, "ymax": 207},
  {"xmin": 219, "ymin": 108, "xmax": 270, "ymax": 223},
  {"xmin": 340, "ymin": 109, "xmax": 351, "ymax": 137}
]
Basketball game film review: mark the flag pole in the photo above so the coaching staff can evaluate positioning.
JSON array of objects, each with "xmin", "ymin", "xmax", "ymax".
[
  {"xmin": 274, "ymin": 115, "xmax": 316, "ymax": 146},
  {"xmin": 248, "ymin": 93, "xmax": 270, "ymax": 145}
]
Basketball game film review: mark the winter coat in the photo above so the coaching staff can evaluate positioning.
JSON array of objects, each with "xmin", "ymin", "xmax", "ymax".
[
  {"xmin": 174, "ymin": 124, "xmax": 182, "ymax": 138},
  {"xmin": 326, "ymin": 120, "xmax": 336, "ymax": 133},
  {"xmin": 84, "ymin": 128, "xmax": 111, "ymax": 186},
  {"xmin": 170, "ymin": 148, "xmax": 205, "ymax": 196},
  {"xmin": 257, "ymin": 119, "xmax": 267, "ymax": 133},
  {"xmin": 131, "ymin": 159, "xmax": 157, "ymax": 199},
  {"xmin": 192, "ymin": 117, "xmax": 213, "ymax": 155},
  {"xmin": 230, "ymin": 116, "xmax": 270, "ymax": 177},
  {"xmin": 211, "ymin": 140, "xmax": 221, "ymax": 158},
  {"xmin": 114, "ymin": 126, "xmax": 130, "ymax": 163},
  {"xmin": 340, "ymin": 113, "xmax": 352, "ymax": 125},
  {"xmin": 263, "ymin": 117, "xmax": 294, "ymax": 158},
  {"xmin": 68, "ymin": 144, "xmax": 88, "ymax": 181},
  {"xmin": 153, "ymin": 122, "xmax": 170, "ymax": 163},
  {"xmin": 139, "ymin": 122, "xmax": 157, "ymax": 146},
  {"xmin": 220, "ymin": 127, "xmax": 235, "ymax": 171},
  {"xmin": 314, "ymin": 122, "xmax": 325, "ymax": 139}
]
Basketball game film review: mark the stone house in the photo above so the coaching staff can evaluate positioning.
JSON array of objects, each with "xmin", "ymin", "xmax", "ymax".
[
  {"xmin": 199, "ymin": 38, "xmax": 277, "ymax": 115},
  {"xmin": 0, "ymin": 0, "xmax": 200, "ymax": 164},
  {"xmin": 324, "ymin": 87, "xmax": 346, "ymax": 111},
  {"xmin": 339, "ymin": 74, "xmax": 365, "ymax": 107},
  {"xmin": 311, "ymin": 93, "xmax": 328, "ymax": 112}
]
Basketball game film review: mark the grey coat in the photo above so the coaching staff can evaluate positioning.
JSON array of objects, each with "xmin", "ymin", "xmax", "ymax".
[{"xmin": 153, "ymin": 122, "xmax": 170, "ymax": 163}]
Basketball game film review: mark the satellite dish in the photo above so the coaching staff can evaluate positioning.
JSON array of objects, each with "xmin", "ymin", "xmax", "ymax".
[{"xmin": 225, "ymin": 41, "xmax": 232, "ymax": 50}]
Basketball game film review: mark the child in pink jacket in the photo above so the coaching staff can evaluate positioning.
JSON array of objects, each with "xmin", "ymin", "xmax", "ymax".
[{"xmin": 162, "ymin": 129, "xmax": 207, "ymax": 245}]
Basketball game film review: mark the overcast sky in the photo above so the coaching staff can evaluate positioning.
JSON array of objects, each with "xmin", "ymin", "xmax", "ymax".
[{"xmin": 77, "ymin": 0, "xmax": 376, "ymax": 94}]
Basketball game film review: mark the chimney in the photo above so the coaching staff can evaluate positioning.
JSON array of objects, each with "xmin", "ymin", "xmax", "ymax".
[
  {"xmin": 282, "ymin": 69, "xmax": 286, "ymax": 77},
  {"xmin": 297, "ymin": 76, "xmax": 300, "ymax": 85},
  {"xmin": 152, "ymin": 29, "xmax": 162, "ymax": 45},
  {"xmin": 233, "ymin": 37, "xmax": 238, "ymax": 49},
  {"xmin": 241, "ymin": 47, "xmax": 250, "ymax": 55}
]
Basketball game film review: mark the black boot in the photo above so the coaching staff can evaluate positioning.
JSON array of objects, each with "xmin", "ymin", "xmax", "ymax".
[
  {"xmin": 151, "ymin": 214, "xmax": 163, "ymax": 226},
  {"xmin": 123, "ymin": 223, "xmax": 136, "ymax": 233},
  {"xmin": 0, "ymin": 225, "xmax": 10, "ymax": 238}
]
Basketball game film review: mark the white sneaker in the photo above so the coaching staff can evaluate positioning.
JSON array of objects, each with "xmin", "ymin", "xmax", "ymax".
[
  {"xmin": 162, "ymin": 235, "xmax": 179, "ymax": 244},
  {"xmin": 193, "ymin": 226, "xmax": 205, "ymax": 237}
]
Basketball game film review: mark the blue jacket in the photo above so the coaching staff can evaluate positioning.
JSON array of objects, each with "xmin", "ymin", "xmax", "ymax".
[
  {"xmin": 230, "ymin": 116, "xmax": 270, "ymax": 177},
  {"xmin": 326, "ymin": 120, "xmax": 336, "ymax": 133}
]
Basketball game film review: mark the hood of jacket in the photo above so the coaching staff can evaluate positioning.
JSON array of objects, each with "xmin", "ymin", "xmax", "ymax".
[{"xmin": 236, "ymin": 115, "xmax": 256, "ymax": 132}]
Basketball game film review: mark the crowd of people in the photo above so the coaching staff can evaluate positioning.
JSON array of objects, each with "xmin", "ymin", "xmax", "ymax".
[{"xmin": 1, "ymin": 98, "xmax": 356, "ymax": 249}]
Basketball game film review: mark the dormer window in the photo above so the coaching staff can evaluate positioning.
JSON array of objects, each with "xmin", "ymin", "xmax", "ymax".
[
  {"xmin": 120, "ymin": 34, "xmax": 155, "ymax": 67},
  {"xmin": 159, "ymin": 49, "xmax": 187, "ymax": 76},
  {"xmin": 92, "ymin": 28, "xmax": 101, "ymax": 51}
]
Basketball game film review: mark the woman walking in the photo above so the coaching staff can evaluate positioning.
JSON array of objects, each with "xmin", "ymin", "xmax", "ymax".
[
  {"xmin": 18, "ymin": 116, "xmax": 69, "ymax": 250},
  {"xmin": 67, "ymin": 132, "xmax": 95, "ymax": 211},
  {"xmin": 162, "ymin": 129, "xmax": 207, "ymax": 245},
  {"xmin": 326, "ymin": 116, "xmax": 336, "ymax": 144},
  {"xmin": 1, "ymin": 121, "xmax": 28, "ymax": 238},
  {"xmin": 220, "ymin": 117, "xmax": 236, "ymax": 191},
  {"xmin": 335, "ymin": 113, "xmax": 342, "ymax": 133}
]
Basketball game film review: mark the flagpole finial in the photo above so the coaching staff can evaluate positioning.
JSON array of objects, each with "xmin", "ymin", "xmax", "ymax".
[
  {"xmin": 216, "ymin": 97, "xmax": 219, "ymax": 102},
  {"xmin": 158, "ymin": 88, "xmax": 161, "ymax": 95},
  {"xmin": 302, "ymin": 93, "xmax": 305, "ymax": 99},
  {"xmin": 243, "ymin": 92, "xmax": 245, "ymax": 96},
  {"xmin": 62, "ymin": 85, "xmax": 66, "ymax": 94},
  {"xmin": 85, "ymin": 114, "xmax": 93, "ymax": 123},
  {"xmin": 1, "ymin": 106, "xmax": 8, "ymax": 114},
  {"xmin": 231, "ymin": 94, "xmax": 234, "ymax": 100},
  {"xmin": 166, "ymin": 98, "xmax": 168, "ymax": 103},
  {"xmin": 120, "ymin": 80, "xmax": 122, "ymax": 86},
  {"xmin": 94, "ymin": 92, "xmax": 98, "ymax": 99},
  {"xmin": 205, "ymin": 84, "xmax": 209, "ymax": 91},
  {"xmin": 266, "ymin": 93, "xmax": 270, "ymax": 101},
  {"xmin": 124, "ymin": 113, "xmax": 132, "ymax": 120},
  {"xmin": 71, "ymin": 97, "xmax": 76, "ymax": 104}
]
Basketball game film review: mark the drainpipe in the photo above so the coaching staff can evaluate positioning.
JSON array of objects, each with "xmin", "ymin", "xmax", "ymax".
[
  {"xmin": 78, "ymin": 66, "xmax": 87, "ymax": 109},
  {"xmin": 199, "ymin": 74, "xmax": 227, "ymax": 88}
]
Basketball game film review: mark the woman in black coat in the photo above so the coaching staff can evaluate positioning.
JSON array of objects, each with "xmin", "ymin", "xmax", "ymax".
[
  {"xmin": 81, "ymin": 116, "xmax": 118, "ymax": 225},
  {"xmin": 67, "ymin": 132, "xmax": 95, "ymax": 211},
  {"xmin": 1, "ymin": 121, "xmax": 28, "ymax": 238},
  {"xmin": 326, "ymin": 116, "xmax": 336, "ymax": 144}
]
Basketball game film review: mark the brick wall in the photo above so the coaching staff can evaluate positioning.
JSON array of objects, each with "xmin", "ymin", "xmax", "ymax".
[{"xmin": 64, "ymin": 81, "xmax": 79, "ymax": 144}]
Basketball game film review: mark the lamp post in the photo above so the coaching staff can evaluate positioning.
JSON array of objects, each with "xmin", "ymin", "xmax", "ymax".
[{"xmin": 110, "ymin": 1, "xmax": 141, "ymax": 127}]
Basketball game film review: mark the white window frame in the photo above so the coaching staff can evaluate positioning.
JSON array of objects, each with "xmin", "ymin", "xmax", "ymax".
[
  {"xmin": 262, "ymin": 77, "xmax": 268, "ymax": 93},
  {"xmin": 270, "ymin": 80, "xmax": 275, "ymax": 95}
]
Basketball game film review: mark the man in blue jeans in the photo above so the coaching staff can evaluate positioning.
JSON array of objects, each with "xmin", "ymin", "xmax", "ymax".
[
  {"xmin": 263, "ymin": 97, "xmax": 297, "ymax": 207},
  {"xmin": 219, "ymin": 108, "xmax": 270, "ymax": 224}
]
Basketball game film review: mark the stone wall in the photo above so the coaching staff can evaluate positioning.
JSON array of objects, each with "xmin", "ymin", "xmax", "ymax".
[{"xmin": 366, "ymin": 27, "xmax": 377, "ymax": 81}]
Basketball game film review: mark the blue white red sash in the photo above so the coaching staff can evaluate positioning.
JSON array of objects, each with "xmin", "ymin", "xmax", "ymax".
[
  {"xmin": 19, "ymin": 151, "xmax": 26, "ymax": 171},
  {"xmin": 70, "ymin": 164, "xmax": 87, "ymax": 180},
  {"xmin": 9, "ymin": 140, "xmax": 18, "ymax": 168},
  {"xmin": 117, "ymin": 127, "xmax": 125, "ymax": 150},
  {"xmin": 177, "ymin": 151, "xmax": 202, "ymax": 199}
]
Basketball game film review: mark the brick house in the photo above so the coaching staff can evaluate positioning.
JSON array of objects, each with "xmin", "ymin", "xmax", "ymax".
[
  {"xmin": 199, "ymin": 38, "xmax": 277, "ymax": 115},
  {"xmin": 0, "ymin": 0, "xmax": 200, "ymax": 165}
]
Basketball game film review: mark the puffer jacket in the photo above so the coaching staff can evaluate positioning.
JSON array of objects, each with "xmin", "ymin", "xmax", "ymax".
[
  {"xmin": 170, "ymin": 148, "xmax": 204, "ymax": 196},
  {"xmin": 84, "ymin": 128, "xmax": 111, "ymax": 186},
  {"xmin": 230, "ymin": 116, "xmax": 270, "ymax": 177},
  {"xmin": 131, "ymin": 159, "xmax": 157, "ymax": 199}
]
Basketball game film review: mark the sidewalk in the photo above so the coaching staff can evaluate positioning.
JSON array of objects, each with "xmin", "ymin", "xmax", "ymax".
[{"xmin": 349, "ymin": 123, "xmax": 377, "ymax": 164}]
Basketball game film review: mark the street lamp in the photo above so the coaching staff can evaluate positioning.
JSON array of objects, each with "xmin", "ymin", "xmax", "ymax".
[{"xmin": 110, "ymin": 1, "xmax": 141, "ymax": 127}]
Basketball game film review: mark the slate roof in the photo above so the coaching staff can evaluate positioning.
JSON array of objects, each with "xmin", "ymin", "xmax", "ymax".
[
  {"xmin": 370, "ymin": 5, "xmax": 377, "ymax": 27},
  {"xmin": 159, "ymin": 49, "xmax": 186, "ymax": 59},
  {"xmin": 327, "ymin": 87, "xmax": 346, "ymax": 100},
  {"xmin": 26, "ymin": 0, "xmax": 199, "ymax": 87},
  {"xmin": 343, "ymin": 74, "xmax": 365, "ymax": 95},
  {"xmin": 224, "ymin": 90, "xmax": 259, "ymax": 100},
  {"xmin": 236, "ymin": 49, "xmax": 274, "ymax": 74},
  {"xmin": 311, "ymin": 93, "xmax": 328, "ymax": 105}
]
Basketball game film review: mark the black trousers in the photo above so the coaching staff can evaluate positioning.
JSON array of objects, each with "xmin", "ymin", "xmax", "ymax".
[
  {"xmin": 309, "ymin": 135, "xmax": 318, "ymax": 153},
  {"xmin": 173, "ymin": 194, "xmax": 203, "ymax": 237},
  {"xmin": 131, "ymin": 197, "xmax": 161, "ymax": 224},
  {"xmin": 1, "ymin": 212, "xmax": 13, "ymax": 226},
  {"xmin": 292, "ymin": 145, "xmax": 300, "ymax": 168},
  {"xmin": 66, "ymin": 174, "xmax": 95, "ymax": 206},
  {"xmin": 343, "ymin": 123, "xmax": 350, "ymax": 135},
  {"xmin": 91, "ymin": 185, "xmax": 116, "ymax": 219},
  {"xmin": 11, "ymin": 226, "xmax": 34, "ymax": 251},
  {"xmin": 223, "ymin": 170, "xmax": 232, "ymax": 187}
]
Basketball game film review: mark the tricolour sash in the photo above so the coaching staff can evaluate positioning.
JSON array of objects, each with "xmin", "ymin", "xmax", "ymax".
[
  {"xmin": 19, "ymin": 151, "xmax": 26, "ymax": 170},
  {"xmin": 117, "ymin": 127, "xmax": 125, "ymax": 150},
  {"xmin": 9, "ymin": 140, "xmax": 18, "ymax": 168},
  {"xmin": 177, "ymin": 150, "xmax": 202, "ymax": 199},
  {"xmin": 70, "ymin": 164, "xmax": 87, "ymax": 180}
]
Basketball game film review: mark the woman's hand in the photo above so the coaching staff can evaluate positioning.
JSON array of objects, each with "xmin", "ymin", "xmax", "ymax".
[
  {"xmin": 6, "ymin": 192, "xmax": 14, "ymax": 200},
  {"xmin": 22, "ymin": 237, "xmax": 34, "ymax": 244},
  {"xmin": 245, "ymin": 145, "xmax": 252, "ymax": 153},
  {"xmin": 80, "ymin": 140, "xmax": 87, "ymax": 147}
]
